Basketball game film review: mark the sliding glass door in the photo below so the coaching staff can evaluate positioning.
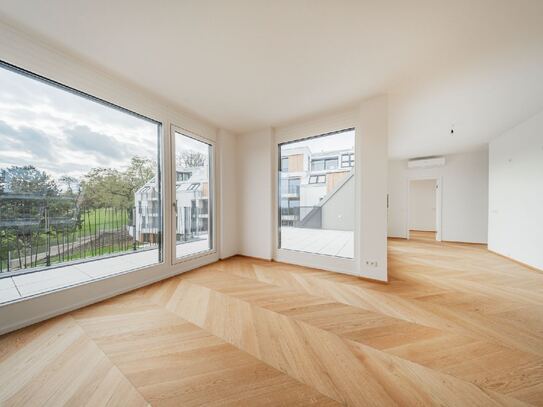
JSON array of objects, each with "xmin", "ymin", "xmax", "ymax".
[{"xmin": 172, "ymin": 129, "xmax": 213, "ymax": 260}]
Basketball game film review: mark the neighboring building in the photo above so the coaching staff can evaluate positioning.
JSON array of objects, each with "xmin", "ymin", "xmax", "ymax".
[
  {"xmin": 280, "ymin": 146, "xmax": 354, "ymax": 228},
  {"xmin": 133, "ymin": 166, "xmax": 209, "ymax": 244}
]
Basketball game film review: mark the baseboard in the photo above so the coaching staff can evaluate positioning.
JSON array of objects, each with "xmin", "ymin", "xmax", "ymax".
[
  {"xmin": 218, "ymin": 253, "xmax": 238, "ymax": 261},
  {"xmin": 441, "ymin": 239, "xmax": 487, "ymax": 246},
  {"xmin": 488, "ymin": 249, "xmax": 542, "ymax": 273},
  {"xmin": 237, "ymin": 254, "xmax": 273, "ymax": 262}
]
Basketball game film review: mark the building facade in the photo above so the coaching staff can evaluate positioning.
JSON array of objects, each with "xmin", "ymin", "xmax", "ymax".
[
  {"xmin": 133, "ymin": 166, "xmax": 209, "ymax": 244},
  {"xmin": 280, "ymin": 146, "xmax": 354, "ymax": 229}
]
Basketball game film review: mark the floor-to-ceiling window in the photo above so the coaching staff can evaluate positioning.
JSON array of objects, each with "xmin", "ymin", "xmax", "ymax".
[
  {"xmin": 173, "ymin": 130, "xmax": 213, "ymax": 259},
  {"xmin": 278, "ymin": 128, "xmax": 355, "ymax": 258},
  {"xmin": 0, "ymin": 61, "xmax": 162, "ymax": 303}
]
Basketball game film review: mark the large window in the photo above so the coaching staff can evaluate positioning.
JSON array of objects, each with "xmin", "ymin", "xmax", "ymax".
[
  {"xmin": 174, "ymin": 131, "xmax": 213, "ymax": 259},
  {"xmin": 0, "ymin": 61, "xmax": 162, "ymax": 301},
  {"xmin": 278, "ymin": 129, "xmax": 354, "ymax": 258}
]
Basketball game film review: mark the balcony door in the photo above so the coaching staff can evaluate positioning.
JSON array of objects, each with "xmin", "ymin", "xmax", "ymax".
[
  {"xmin": 276, "ymin": 127, "xmax": 357, "ymax": 275},
  {"xmin": 171, "ymin": 127, "xmax": 214, "ymax": 261}
]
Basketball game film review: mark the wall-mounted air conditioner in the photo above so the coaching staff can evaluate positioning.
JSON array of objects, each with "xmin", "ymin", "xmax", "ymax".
[{"xmin": 407, "ymin": 156, "xmax": 446, "ymax": 169}]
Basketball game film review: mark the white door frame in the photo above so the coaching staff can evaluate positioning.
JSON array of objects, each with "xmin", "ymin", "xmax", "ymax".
[
  {"xmin": 406, "ymin": 176, "xmax": 442, "ymax": 241},
  {"xmin": 170, "ymin": 124, "xmax": 218, "ymax": 265}
]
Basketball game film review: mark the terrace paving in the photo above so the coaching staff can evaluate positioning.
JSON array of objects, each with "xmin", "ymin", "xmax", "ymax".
[{"xmin": 0, "ymin": 238, "xmax": 209, "ymax": 304}]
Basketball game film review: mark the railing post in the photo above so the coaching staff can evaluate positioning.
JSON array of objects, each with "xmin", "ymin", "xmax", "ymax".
[
  {"xmin": 132, "ymin": 207, "xmax": 137, "ymax": 251},
  {"xmin": 46, "ymin": 206, "xmax": 51, "ymax": 267}
]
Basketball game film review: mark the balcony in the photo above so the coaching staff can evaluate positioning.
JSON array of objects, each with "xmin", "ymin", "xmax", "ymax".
[{"xmin": 0, "ymin": 193, "xmax": 162, "ymax": 304}]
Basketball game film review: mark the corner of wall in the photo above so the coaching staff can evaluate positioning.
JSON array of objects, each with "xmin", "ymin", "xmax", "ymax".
[
  {"xmin": 358, "ymin": 95, "xmax": 389, "ymax": 281},
  {"xmin": 218, "ymin": 128, "xmax": 240, "ymax": 259},
  {"xmin": 236, "ymin": 128, "xmax": 274, "ymax": 260}
]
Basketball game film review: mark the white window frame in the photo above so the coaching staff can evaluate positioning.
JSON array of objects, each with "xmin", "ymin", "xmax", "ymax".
[
  {"xmin": 0, "ymin": 36, "xmax": 222, "ymax": 333},
  {"xmin": 170, "ymin": 125, "xmax": 218, "ymax": 265},
  {"xmin": 274, "ymin": 118, "xmax": 359, "ymax": 277}
]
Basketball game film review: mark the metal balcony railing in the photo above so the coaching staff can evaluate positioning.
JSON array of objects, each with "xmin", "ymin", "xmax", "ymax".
[{"xmin": 0, "ymin": 193, "xmax": 160, "ymax": 276}]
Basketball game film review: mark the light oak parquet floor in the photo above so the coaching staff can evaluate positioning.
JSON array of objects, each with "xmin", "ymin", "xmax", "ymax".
[{"xmin": 1, "ymin": 232, "xmax": 542, "ymax": 406}]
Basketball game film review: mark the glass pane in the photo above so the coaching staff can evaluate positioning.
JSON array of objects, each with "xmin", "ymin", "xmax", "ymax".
[
  {"xmin": 0, "ymin": 63, "xmax": 162, "ymax": 299},
  {"xmin": 278, "ymin": 129, "xmax": 355, "ymax": 258},
  {"xmin": 325, "ymin": 158, "xmax": 338, "ymax": 170},
  {"xmin": 311, "ymin": 160, "xmax": 324, "ymax": 171},
  {"xmin": 281, "ymin": 157, "xmax": 288, "ymax": 172},
  {"xmin": 174, "ymin": 132, "xmax": 212, "ymax": 258}
]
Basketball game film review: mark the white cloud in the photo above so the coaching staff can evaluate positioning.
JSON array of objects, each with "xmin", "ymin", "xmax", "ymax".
[{"xmin": 0, "ymin": 64, "xmax": 159, "ymax": 182}]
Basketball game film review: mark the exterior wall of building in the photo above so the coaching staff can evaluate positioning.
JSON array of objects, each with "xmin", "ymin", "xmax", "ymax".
[
  {"xmin": 322, "ymin": 175, "xmax": 355, "ymax": 231},
  {"xmin": 288, "ymin": 154, "xmax": 304, "ymax": 172},
  {"xmin": 300, "ymin": 184, "xmax": 326, "ymax": 211},
  {"xmin": 135, "ymin": 167, "xmax": 210, "ymax": 242},
  {"xmin": 281, "ymin": 146, "xmax": 354, "ymax": 226},
  {"xmin": 326, "ymin": 170, "xmax": 350, "ymax": 193}
]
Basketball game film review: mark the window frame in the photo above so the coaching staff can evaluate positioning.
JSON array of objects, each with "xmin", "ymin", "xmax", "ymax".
[
  {"xmin": 341, "ymin": 153, "xmax": 355, "ymax": 168},
  {"xmin": 311, "ymin": 157, "xmax": 339, "ymax": 171},
  {"xmin": 0, "ymin": 59, "xmax": 165, "ymax": 277},
  {"xmin": 308, "ymin": 175, "xmax": 326, "ymax": 184},
  {"xmin": 171, "ymin": 126, "xmax": 217, "ymax": 264},
  {"xmin": 275, "ymin": 126, "xmax": 357, "ymax": 276},
  {"xmin": 0, "ymin": 53, "xmax": 221, "ymax": 327}
]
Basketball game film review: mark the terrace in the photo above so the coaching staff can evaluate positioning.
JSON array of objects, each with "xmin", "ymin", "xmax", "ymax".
[{"xmin": 0, "ymin": 238, "xmax": 209, "ymax": 304}]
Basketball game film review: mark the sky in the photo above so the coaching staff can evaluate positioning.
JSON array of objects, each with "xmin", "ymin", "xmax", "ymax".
[
  {"xmin": 0, "ymin": 64, "xmax": 159, "ymax": 182},
  {"xmin": 175, "ymin": 132, "xmax": 210, "ymax": 156},
  {"xmin": 281, "ymin": 129, "xmax": 354, "ymax": 154}
]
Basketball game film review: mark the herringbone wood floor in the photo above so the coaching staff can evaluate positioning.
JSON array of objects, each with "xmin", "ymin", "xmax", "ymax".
[{"xmin": 1, "ymin": 232, "xmax": 542, "ymax": 406}]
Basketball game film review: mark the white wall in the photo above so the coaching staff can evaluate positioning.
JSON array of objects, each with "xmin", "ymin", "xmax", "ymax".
[
  {"xmin": 235, "ymin": 99, "xmax": 389, "ymax": 281},
  {"xmin": 409, "ymin": 179, "xmax": 436, "ymax": 231},
  {"xmin": 358, "ymin": 96, "xmax": 388, "ymax": 280},
  {"xmin": 237, "ymin": 128, "xmax": 274, "ymax": 260},
  {"xmin": 218, "ymin": 129, "xmax": 239, "ymax": 258},
  {"xmin": 488, "ymin": 110, "xmax": 543, "ymax": 270},
  {"xmin": 388, "ymin": 149, "xmax": 489, "ymax": 243}
]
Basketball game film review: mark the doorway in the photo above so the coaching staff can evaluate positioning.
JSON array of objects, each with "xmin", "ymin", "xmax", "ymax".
[{"xmin": 407, "ymin": 177, "xmax": 442, "ymax": 241}]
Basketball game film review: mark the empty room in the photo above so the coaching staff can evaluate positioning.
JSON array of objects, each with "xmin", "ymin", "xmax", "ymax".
[{"xmin": 0, "ymin": 1, "xmax": 542, "ymax": 406}]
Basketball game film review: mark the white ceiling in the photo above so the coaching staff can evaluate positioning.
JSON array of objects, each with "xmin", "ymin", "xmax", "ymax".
[{"xmin": 1, "ymin": 0, "xmax": 542, "ymax": 158}]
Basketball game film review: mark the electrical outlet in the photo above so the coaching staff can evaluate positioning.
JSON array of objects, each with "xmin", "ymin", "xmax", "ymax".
[{"xmin": 365, "ymin": 260, "xmax": 378, "ymax": 267}]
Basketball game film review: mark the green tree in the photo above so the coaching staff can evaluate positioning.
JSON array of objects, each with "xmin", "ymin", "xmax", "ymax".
[
  {"xmin": 59, "ymin": 175, "xmax": 79, "ymax": 197},
  {"xmin": 80, "ymin": 156, "xmax": 155, "ymax": 210},
  {"xmin": 0, "ymin": 165, "xmax": 59, "ymax": 196}
]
